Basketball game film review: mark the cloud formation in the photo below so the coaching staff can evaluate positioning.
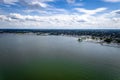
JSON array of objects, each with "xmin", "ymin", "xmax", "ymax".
[
  {"xmin": 0, "ymin": 8, "xmax": 120, "ymax": 29},
  {"xmin": 75, "ymin": 8, "xmax": 107, "ymax": 15},
  {"xmin": 0, "ymin": 0, "xmax": 120, "ymax": 29},
  {"xmin": 67, "ymin": 0, "xmax": 75, "ymax": 4},
  {"xmin": 103, "ymin": 0, "xmax": 120, "ymax": 2},
  {"xmin": 2, "ymin": 0, "xmax": 18, "ymax": 4},
  {"xmin": 1, "ymin": 0, "xmax": 54, "ymax": 8}
]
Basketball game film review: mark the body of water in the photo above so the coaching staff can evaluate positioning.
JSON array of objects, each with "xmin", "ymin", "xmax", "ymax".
[{"xmin": 0, "ymin": 34, "xmax": 120, "ymax": 80}]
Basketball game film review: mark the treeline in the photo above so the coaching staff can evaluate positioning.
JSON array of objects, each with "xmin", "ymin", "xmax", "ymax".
[
  {"xmin": 0, "ymin": 29, "xmax": 120, "ymax": 43},
  {"xmin": 1, "ymin": 29, "xmax": 120, "ymax": 38}
]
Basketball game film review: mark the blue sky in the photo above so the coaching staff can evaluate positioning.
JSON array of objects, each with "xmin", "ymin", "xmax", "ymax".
[{"xmin": 0, "ymin": 0, "xmax": 120, "ymax": 29}]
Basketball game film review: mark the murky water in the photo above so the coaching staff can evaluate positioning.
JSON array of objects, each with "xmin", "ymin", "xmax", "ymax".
[{"xmin": 0, "ymin": 34, "xmax": 120, "ymax": 80}]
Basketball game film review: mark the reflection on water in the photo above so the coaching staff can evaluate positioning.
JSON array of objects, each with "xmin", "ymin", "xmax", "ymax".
[{"xmin": 0, "ymin": 34, "xmax": 120, "ymax": 80}]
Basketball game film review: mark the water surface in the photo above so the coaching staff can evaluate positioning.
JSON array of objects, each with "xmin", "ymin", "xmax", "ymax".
[{"xmin": 0, "ymin": 34, "xmax": 120, "ymax": 80}]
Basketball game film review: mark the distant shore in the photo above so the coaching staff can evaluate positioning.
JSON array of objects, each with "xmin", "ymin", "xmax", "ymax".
[{"xmin": 0, "ymin": 29, "xmax": 120, "ymax": 47}]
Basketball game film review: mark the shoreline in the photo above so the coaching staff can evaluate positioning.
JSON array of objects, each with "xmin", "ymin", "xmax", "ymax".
[{"xmin": 0, "ymin": 32, "xmax": 120, "ymax": 48}]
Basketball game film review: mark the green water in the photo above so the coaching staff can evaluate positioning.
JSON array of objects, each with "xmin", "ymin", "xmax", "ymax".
[{"xmin": 0, "ymin": 34, "xmax": 120, "ymax": 80}]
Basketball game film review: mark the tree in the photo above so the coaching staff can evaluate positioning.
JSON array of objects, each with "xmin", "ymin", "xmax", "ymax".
[{"xmin": 104, "ymin": 38, "xmax": 112, "ymax": 43}]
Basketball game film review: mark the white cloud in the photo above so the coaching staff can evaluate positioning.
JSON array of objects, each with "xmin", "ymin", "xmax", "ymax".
[
  {"xmin": 23, "ymin": 8, "xmax": 68, "ymax": 15},
  {"xmin": 20, "ymin": 0, "xmax": 54, "ymax": 9},
  {"xmin": 66, "ymin": 0, "xmax": 83, "ymax": 6},
  {"xmin": 0, "ymin": 0, "xmax": 120, "ymax": 29},
  {"xmin": 29, "ymin": 1, "xmax": 49, "ymax": 8},
  {"xmin": 67, "ymin": 0, "xmax": 75, "ymax": 4},
  {"xmin": 1, "ymin": 0, "xmax": 54, "ymax": 8},
  {"xmin": 0, "ymin": 9, "xmax": 120, "ymax": 29},
  {"xmin": 35, "ymin": 0, "xmax": 54, "ymax": 2},
  {"xmin": 75, "ymin": 7, "xmax": 107, "ymax": 15},
  {"xmin": 3, "ymin": 0, "xmax": 18, "ymax": 4},
  {"xmin": 103, "ymin": 0, "xmax": 120, "ymax": 2}
]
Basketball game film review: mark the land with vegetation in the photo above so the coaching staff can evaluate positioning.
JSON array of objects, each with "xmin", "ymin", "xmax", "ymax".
[{"xmin": 0, "ymin": 29, "xmax": 120, "ymax": 44}]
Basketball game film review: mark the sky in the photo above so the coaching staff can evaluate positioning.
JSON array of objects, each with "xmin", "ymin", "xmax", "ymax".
[{"xmin": 0, "ymin": 0, "xmax": 120, "ymax": 29}]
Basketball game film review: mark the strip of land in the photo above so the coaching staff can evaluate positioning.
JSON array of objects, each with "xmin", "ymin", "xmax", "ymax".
[{"xmin": 0, "ymin": 29, "xmax": 120, "ymax": 44}]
